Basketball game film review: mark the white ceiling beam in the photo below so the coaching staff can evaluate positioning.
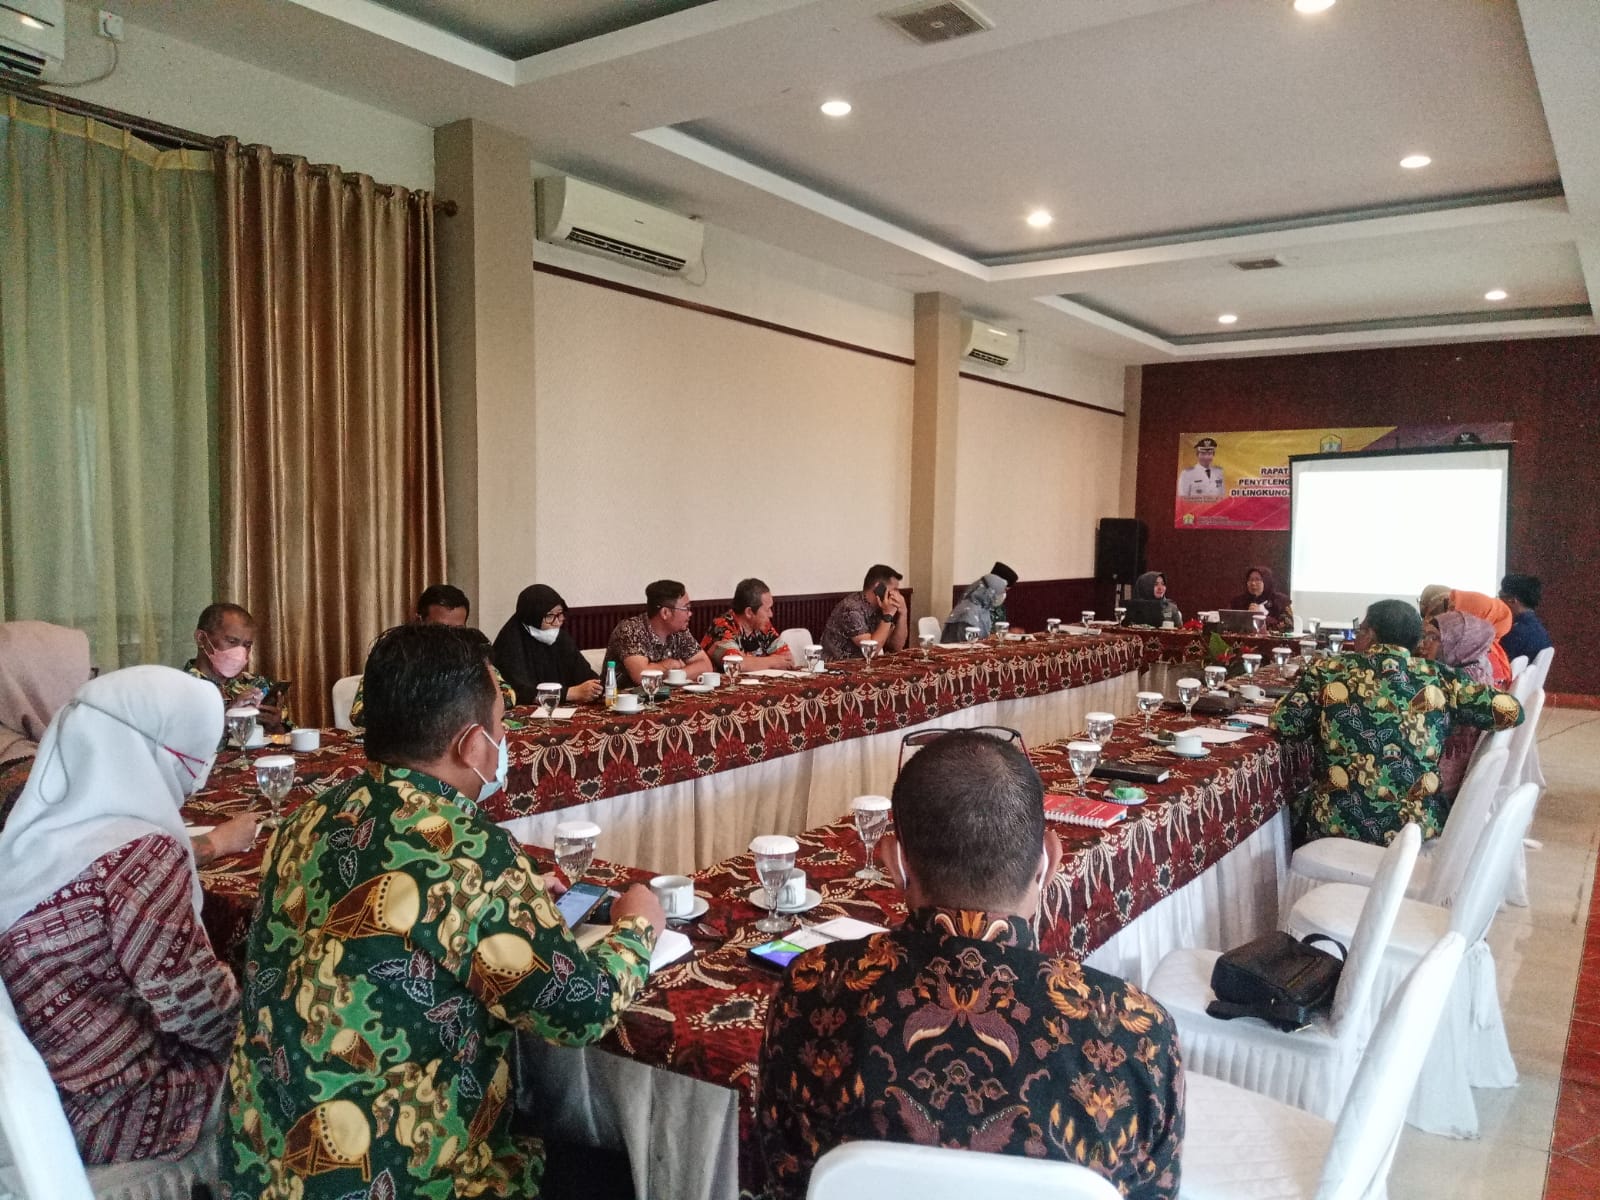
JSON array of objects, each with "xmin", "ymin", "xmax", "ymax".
[{"xmin": 286, "ymin": 0, "xmax": 516, "ymax": 83}]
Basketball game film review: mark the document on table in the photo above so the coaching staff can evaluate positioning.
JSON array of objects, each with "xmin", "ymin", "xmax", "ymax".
[
  {"xmin": 746, "ymin": 669, "xmax": 812, "ymax": 679},
  {"xmin": 781, "ymin": 916, "xmax": 890, "ymax": 948},
  {"xmin": 1232, "ymin": 712, "xmax": 1272, "ymax": 727},
  {"xmin": 530, "ymin": 707, "xmax": 577, "ymax": 720},
  {"xmin": 1192, "ymin": 726, "xmax": 1256, "ymax": 744}
]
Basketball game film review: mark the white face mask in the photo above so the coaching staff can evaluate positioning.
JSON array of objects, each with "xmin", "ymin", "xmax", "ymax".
[
  {"xmin": 525, "ymin": 624, "xmax": 560, "ymax": 646},
  {"xmin": 468, "ymin": 726, "xmax": 509, "ymax": 803}
]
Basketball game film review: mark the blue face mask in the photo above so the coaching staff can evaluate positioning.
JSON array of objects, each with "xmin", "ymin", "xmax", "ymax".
[{"xmin": 470, "ymin": 726, "xmax": 509, "ymax": 802}]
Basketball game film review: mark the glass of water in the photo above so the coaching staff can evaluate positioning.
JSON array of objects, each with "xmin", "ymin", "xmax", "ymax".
[
  {"xmin": 1137, "ymin": 690, "xmax": 1164, "ymax": 732},
  {"xmin": 1327, "ymin": 634, "xmax": 1345, "ymax": 655},
  {"xmin": 554, "ymin": 820, "xmax": 601, "ymax": 885},
  {"xmin": 1081, "ymin": 610, "xmax": 1095, "ymax": 627},
  {"xmin": 1067, "ymin": 740, "xmax": 1102, "ymax": 796},
  {"xmin": 1240, "ymin": 653, "xmax": 1261, "ymax": 676},
  {"xmin": 1307, "ymin": 618, "xmax": 1321, "ymax": 637},
  {"xmin": 255, "ymin": 754, "xmax": 295, "ymax": 829},
  {"xmin": 750, "ymin": 835, "xmax": 799, "ymax": 934},
  {"xmin": 859, "ymin": 640, "xmax": 881, "ymax": 669},
  {"xmin": 1204, "ymin": 664, "xmax": 1228, "ymax": 691},
  {"xmin": 1177, "ymin": 677, "xmax": 1202, "ymax": 722},
  {"xmin": 640, "ymin": 669, "xmax": 663, "ymax": 710},
  {"xmin": 850, "ymin": 795, "xmax": 891, "ymax": 882},
  {"xmin": 1045, "ymin": 617, "xmax": 1061, "ymax": 637},
  {"xmin": 1085, "ymin": 711, "xmax": 1116, "ymax": 747},
  {"xmin": 963, "ymin": 626, "xmax": 980, "ymax": 645},
  {"xmin": 1252, "ymin": 610, "xmax": 1268, "ymax": 634},
  {"xmin": 226, "ymin": 706, "xmax": 259, "ymax": 764},
  {"xmin": 536, "ymin": 682, "xmax": 562, "ymax": 718},
  {"xmin": 918, "ymin": 632, "xmax": 936, "ymax": 660},
  {"xmin": 805, "ymin": 644, "xmax": 824, "ymax": 672},
  {"xmin": 723, "ymin": 654, "xmax": 744, "ymax": 688},
  {"xmin": 993, "ymin": 621, "xmax": 1010, "ymax": 642},
  {"xmin": 1299, "ymin": 639, "xmax": 1318, "ymax": 665},
  {"xmin": 1272, "ymin": 645, "xmax": 1292, "ymax": 668},
  {"xmin": 1114, "ymin": 605, "xmax": 1127, "ymax": 625}
]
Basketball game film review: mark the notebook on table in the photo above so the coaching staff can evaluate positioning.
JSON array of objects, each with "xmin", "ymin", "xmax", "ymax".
[
  {"xmin": 1043, "ymin": 794, "xmax": 1129, "ymax": 828},
  {"xmin": 1091, "ymin": 760, "xmax": 1172, "ymax": 785}
]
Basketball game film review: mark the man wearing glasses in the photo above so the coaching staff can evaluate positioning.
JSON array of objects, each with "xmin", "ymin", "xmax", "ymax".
[{"xmin": 605, "ymin": 579, "xmax": 714, "ymax": 686}]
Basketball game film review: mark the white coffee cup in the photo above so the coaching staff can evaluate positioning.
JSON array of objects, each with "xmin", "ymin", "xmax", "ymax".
[
  {"xmin": 1239, "ymin": 684, "xmax": 1266, "ymax": 703},
  {"xmin": 649, "ymin": 873, "xmax": 696, "ymax": 918},
  {"xmin": 778, "ymin": 868, "xmax": 808, "ymax": 908},
  {"xmin": 664, "ymin": 668, "xmax": 689, "ymax": 685},
  {"xmin": 1172, "ymin": 731, "xmax": 1203, "ymax": 755},
  {"xmin": 289, "ymin": 728, "xmax": 321, "ymax": 753},
  {"xmin": 612, "ymin": 692, "xmax": 642, "ymax": 713},
  {"xmin": 699, "ymin": 672, "xmax": 721, "ymax": 687},
  {"xmin": 245, "ymin": 727, "xmax": 269, "ymax": 748},
  {"xmin": 1161, "ymin": 619, "xmax": 1176, "ymax": 629}
]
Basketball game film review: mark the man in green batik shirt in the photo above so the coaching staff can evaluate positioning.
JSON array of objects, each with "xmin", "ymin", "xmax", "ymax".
[
  {"xmin": 219, "ymin": 624, "xmax": 664, "ymax": 1200},
  {"xmin": 1271, "ymin": 598, "xmax": 1523, "ymax": 848}
]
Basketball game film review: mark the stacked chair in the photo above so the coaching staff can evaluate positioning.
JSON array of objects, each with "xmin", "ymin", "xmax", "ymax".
[{"xmin": 807, "ymin": 1141, "xmax": 1119, "ymax": 1199}]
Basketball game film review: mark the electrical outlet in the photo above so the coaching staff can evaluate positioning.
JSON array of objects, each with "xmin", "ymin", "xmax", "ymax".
[{"xmin": 97, "ymin": 10, "xmax": 124, "ymax": 41}]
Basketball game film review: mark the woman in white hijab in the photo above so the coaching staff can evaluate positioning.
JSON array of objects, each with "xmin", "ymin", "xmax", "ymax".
[{"xmin": 0, "ymin": 666, "xmax": 242, "ymax": 1164}]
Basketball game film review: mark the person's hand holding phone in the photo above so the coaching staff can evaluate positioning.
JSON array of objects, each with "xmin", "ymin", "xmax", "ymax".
[{"xmin": 611, "ymin": 883, "xmax": 665, "ymax": 939}]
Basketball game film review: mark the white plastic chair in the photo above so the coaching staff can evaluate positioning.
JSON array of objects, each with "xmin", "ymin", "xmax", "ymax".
[
  {"xmin": 1520, "ymin": 646, "xmax": 1553, "ymax": 790},
  {"xmin": 1278, "ymin": 731, "xmax": 1510, "ymax": 913},
  {"xmin": 778, "ymin": 627, "xmax": 813, "ymax": 666},
  {"xmin": 1500, "ymin": 683, "xmax": 1544, "ymax": 906},
  {"xmin": 1147, "ymin": 824, "xmax": 1420, "ymax": 1121},
  {"xmin": 1181, "ymin": 932, "xmax": 1467, "ymax": 1200},
  {"xmin": 1508, "ymin": 654, "xmax": 1528, "ymax": 679},
  {"xmin": 581, "ymin": 647, "xmax": 607, "ymax": 675},
  {"xmin": 806, "ymin": 1140, "xmax": 1120, "ymax": 1199},
  {"xmin": 330, "ymin": 673, "xmax": 362, "ymax": 732},
  {"xmin": 1284, "ymin": 783, "xmax": 1540, "ymax": 1137},
  {"xmin": 917, "ymin": 615, "xmax": 942, "ymax": 642}
]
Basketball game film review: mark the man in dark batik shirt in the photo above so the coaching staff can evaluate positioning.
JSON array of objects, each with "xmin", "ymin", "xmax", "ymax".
[{"xmin": 756, "ymin": 731, "xmax": 1183, "ymax": 1200}]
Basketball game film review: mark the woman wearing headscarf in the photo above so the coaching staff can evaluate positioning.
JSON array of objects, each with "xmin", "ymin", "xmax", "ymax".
[
  {"xmin": 940, "ymin": 573, "xmax": 1008, "ymax": 643},
  {"xmin": 0, "ymin": 666, "xmax": 241, "ymax": 1163},
  {"xmin": 1228, "ymin": 565, "xmax": 1294, "ymax": 632},
  {"xmin": 1420, "ymin": 610, "xmax": 1502, "ymax": 802},
  {"xmin": 1133, "ymin": 571, "xmax": 1184, "ymax": 627},
  {"xmin": 0, "ymin": 621, "xmax": 92, "ymax": 830},
  {"xmin": 492, "ymin": 584, "xmax": 603, "ymax": 703},
  {"xmin": 1448, "ymin": 589, "xmax": 1514, "ymax": 686}
]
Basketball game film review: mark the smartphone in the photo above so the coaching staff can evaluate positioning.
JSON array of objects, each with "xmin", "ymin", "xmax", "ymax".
[
  {"xmin": 261, "ymin": 680, "xmax": 292, "ymax": 707},
  {"xmin": 873, "ymin": 582, "xmax": 888, "ymax": 600},
  {"xmin": 555, "ymin": 882, "xmax": 612, "ymax": 928},
  {"xmin": 748, "ymin": 936, "xmax": 811, "ymax": 971}
]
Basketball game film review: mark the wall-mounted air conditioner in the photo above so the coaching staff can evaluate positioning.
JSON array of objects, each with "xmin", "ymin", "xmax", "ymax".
[
  {"xmin": 535, "ymin": 175, "xmax": 705, "ymax": 277},
  {"xmin": 0, "ymin": 0, "xmax": 65, "ymax": 79},
  {"xmin": 960, "ymin": 317, "xmax": 1019, "ymax": 368}
]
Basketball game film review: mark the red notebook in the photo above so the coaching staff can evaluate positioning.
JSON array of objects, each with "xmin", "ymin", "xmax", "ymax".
[{"xmin": 1043, "ymin": 794, "xmax": 1129, "ymax": 828}]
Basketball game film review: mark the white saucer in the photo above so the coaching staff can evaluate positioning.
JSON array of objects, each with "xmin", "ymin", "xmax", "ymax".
[
  {"xmin": 666, "ymin": 895, "xmax": 711, "ymax": 922},
  {"xmin": 679, "ymin": 683, "xmax": 715, "ymax": 693},
  {"xmin": 1169, "ymin": 746, "xmax": 1212, "ymax": 760},
  {"xmin": 748, "ymin": 886, "xmax": 823, "ymax": 914}
]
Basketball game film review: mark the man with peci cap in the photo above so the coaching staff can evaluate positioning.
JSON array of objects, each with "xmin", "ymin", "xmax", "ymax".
[
  {"xmin": 1177, "ymin": 436, "xmax": 1225, "ymax": 499},
  {"xmin": 988, "ymin": 560, "xmax": 1019, "ymax": 629}
]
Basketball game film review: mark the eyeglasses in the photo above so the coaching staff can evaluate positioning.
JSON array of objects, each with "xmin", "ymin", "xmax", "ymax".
[
  {"xmin": 898, "ymin": 725, "xmax": 1026, "ymax": 776},
  {"xmin": 670, "ymin": 605, "xmax": 693, "ymax": 614},
  {"xmin": 541, "ymin": 610, "xmax": 565, "ymax": 628}
]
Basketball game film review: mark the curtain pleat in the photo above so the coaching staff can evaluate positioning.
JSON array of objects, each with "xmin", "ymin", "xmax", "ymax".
[{"xmin": 215, "ymin": 140, "xmax": 445, "ymax": 728}]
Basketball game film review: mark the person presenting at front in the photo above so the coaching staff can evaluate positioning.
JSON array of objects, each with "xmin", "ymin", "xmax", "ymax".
[
  {"xmin": 1499, "ymin": 573, "xmax": 1552, "ymax": 663},
  {"xmin": 1133, "ymin": 570, "xmax": 1184, "ymax": 626},
  {"xmin": 0, "ymin": 667, "xmax": 242, "ymax": 1164},
  {"xmin": 941, "ymin": 571, "xmax": 1008, "ymax": 643},
  {"xmin": 757, "ymin": 730, "xmax": 1184, "ymax": 1200},
  {"xmin": 492, "ymin": 584, "xmax": 604, "ymax": 704},
  {"xmin": 819, "ymin": 563, "xmax": 909, "ymax": 662},
  {"xmin": 220, "ymin": 624, "xmax": 664, "ymax": 1199},
  {"xmin": 1176, "ymin": 436, "xmax": 1225, "ymax": 499},
  {"xmin": 605, "ymin": 579, "xmax": 713, "ymax": 686},
  {"xmin": 1229, "ymin": 565, "xmax": 1294, "ymax": 632},
  {"xmin": 1271, "ymin": 599, "xmax": 1523, "ymax": 848},
  {"xmin": 184, "ymin": 602, "xmax": 291, "ymax": 731},
  {"xmin": 702, "ymin": 577, "xmax": 795, "ymax": 670}
]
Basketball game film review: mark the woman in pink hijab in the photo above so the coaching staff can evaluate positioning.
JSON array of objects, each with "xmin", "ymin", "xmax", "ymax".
[
  {"xmin": 0, "ymin": 622, "xmax": 92, "ymax": 829},
  {"xmin": 1421, "ymin": 609, "xmax": 1502, "ymax": 799}
]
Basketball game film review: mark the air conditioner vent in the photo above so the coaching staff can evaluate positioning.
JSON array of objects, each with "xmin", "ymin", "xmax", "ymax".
[
  {"xmin": 0, "ymin": 0, "xmax": 64, "ymax": 79},
  {"xmin": 966, "ymin": 348, "xmax": 1009, "ymax": 366},
  {"xmin": 0, "ymin": 44, "xmax": 46, "ymax": 76},
  {"xmin": 565, "ymin": 227, "xmax": 688, "ymax": 273},
  {"xmin": 880, "ymin": 1, "xmax": 993, "ymax": 45},
  {"xmin": 1231, "ymin": 257, "xmax": 1284, "ymax": 271}
]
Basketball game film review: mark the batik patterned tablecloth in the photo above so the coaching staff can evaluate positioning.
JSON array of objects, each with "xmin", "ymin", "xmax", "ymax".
[{"xmin": 1127, "ymin": 625, "xmax": 1305, "ymax": 668}]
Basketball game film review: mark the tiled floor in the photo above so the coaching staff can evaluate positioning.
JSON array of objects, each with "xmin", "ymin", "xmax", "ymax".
[{"xmin": 1379, "ymin": 709, "xmax": 1600, "ymax": 1200}]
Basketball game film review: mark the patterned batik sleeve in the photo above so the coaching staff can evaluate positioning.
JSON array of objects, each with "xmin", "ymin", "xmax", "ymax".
[
  {"xmin": 490, "ymin": 664, "xmax": 518, "ymax": 709},
  {"xmin": 1448, "ymin": 671, "xmax": 1525, "ymax": 732},
  {"xmin": 106, "ymin": 834, "xmax": 241, "ymax": 1058},
  {"xmin": 755, "ymin": 948, "xmax": 841, "ymax": 1200},
  {"xmin": 347, "ymin": 676, "xmax": 367, "ymax": 729},
  {"xmin": 1270, "ymin": 665, "xmax": 1322, "ymax": 739}
]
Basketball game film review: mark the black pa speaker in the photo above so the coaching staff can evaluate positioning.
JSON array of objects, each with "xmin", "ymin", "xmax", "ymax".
[{"xmin": 1095, "ymin": 518, "xmax": 1147, "ymax": 583}]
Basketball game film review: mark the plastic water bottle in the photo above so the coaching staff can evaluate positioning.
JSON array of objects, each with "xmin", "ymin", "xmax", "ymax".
[{"xmin": 603, "ymin": 661, "xmax": 618, "ymax": 709}]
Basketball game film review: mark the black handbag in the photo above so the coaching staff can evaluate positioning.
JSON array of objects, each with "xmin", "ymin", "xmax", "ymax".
[{"xmin": 1206, "ymin": 930, "xmax": 1347, "ymax": 1032}]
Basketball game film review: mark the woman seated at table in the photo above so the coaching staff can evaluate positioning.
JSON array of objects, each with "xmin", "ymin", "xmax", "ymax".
[
  {"xmin": 940, "ymin": 572, "xmax": 1009, "ymax": 643},
  {"xmin": 1229, "ymin": 565, "xmax": 1294, "ymax": 631},
  {"xmin": 1447, "ymin": 589, "xmax": 1514, "ymax": 686},
  {"xmin": 1131, "ymin": 570, "xmax": 1184, "ymax": 626},
  {"xmin": 0, "ymin": 620, "xmax": 92, "ymax": 832},
  {"xmin": 492, "ymin": 584, "xmax": 604, "ymax": 704},
  {"xmin": 1419, "ymin": 609, "xmax": 1499, "ymax": 799},
  {"xmin": 0, "ymin": 666, "xmax": 243, "ymax": 1164}
]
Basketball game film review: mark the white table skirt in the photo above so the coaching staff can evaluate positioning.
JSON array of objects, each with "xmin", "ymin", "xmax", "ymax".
[{"xmin": 500, "ymin": 670, "xmax": 1140, "ymax": 874}]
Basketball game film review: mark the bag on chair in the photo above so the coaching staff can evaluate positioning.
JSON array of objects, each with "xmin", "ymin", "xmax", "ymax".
[{"xmin": 1206, "ymin": 930, "xmax": 1346, "ymax": 1032}]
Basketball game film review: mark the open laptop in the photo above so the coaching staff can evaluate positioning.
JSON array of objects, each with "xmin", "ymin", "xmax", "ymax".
[
  {"xmin": 1217, "ymin": 609, "xmax": 1262, "ymax": 633},
  {"xmin": 1121, "ymin": 598, "xmax": 1168, "ymax": 627}
]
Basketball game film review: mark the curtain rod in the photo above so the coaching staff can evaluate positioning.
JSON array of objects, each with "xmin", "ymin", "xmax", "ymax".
[{"xmin": 1, "ymin": 76, "xmax": 457, "ymax": 216}]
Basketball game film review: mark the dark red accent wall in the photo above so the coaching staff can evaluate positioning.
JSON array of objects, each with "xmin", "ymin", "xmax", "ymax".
[{"xmin": 1137, "ymin": 336, "xmax": 1600, "ymax": 696}]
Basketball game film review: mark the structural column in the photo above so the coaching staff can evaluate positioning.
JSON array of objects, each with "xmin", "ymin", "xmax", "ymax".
[{"xmin": 909, "ymin": 292, "xmax": 962, "ymax": 623}]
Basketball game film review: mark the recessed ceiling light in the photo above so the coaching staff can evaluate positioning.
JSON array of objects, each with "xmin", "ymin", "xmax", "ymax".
[
  {"xmin": 1293, "ymin": 0, "xmax": 1336, "ymax": 13},
  {"xmin": 1485, "ymin": 289, "xmax": 1508, "ymax": 302},
  {"xmin": 1025, "ymin": 209, "xmax": 1053, "ymax": 228},
  {"xmin": 1399, "ymin": 154, "xmax": 1432, "ymax": 170},
  {"xmin": 18, "ymin": 13, "xmax": 45, "ymax": 28},
  {"xmin": 819, "ymin": 100, "xmax": 852, "ymax": 118},
  {"xmin": 1218, "ymin": 313, "xmax": 1239, "ymax": 325}
]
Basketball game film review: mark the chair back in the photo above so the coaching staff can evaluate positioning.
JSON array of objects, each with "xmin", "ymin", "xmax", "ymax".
[
  {"xmin": 1508, "ymin": 655, "xmax": 1528, "ymax": 679},
  {"xmin": 330, "ymin": 674, "xmax": 362, "ymax": 732},
  {"xmin": 1447, "ymin": 782, "xmax": 1540, "ymax": 943},
  {"xmin": 0, "ymin": 976, "xmax": 96, "ymax": 1200},
  {"xmin": 1316, "ymin": 933, "xmax": 1467, "ymax": 1200},
  {"xmin": 1530, "ymin": 646, "xmax": 1554, "ymax": 688},
  {"xmin": 1329, "ymin": 824, "xmax": 1420, "ymax": 1032},
  {"xmin": 806, "ymin": 1140, "xmax": 1120, "ymax": 1199},
  {"xmin": 1417, "ymin": 732, "xmax": 1510, "ymax": 906},
  {"xmin": 778, "ymin": 627, "xmax": 813, "ymax": 665},
  {"xmin": 1500, "ymin": 689, "xmax": 1544, "ymax": 801},
  {"xmin": 917, "ymin": 615, "xmax": 942, "ymax": 642}
]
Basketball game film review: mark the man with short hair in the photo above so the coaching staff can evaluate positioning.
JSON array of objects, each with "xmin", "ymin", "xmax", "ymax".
[
  {"xmin": 1499, "ymin": 573, "xmax": 1552, "ymax": 663},
  {"xmin": 183, "ymin": 602, "xmax": 291, "ymax": 732},
  {"xmin": 1272, "ymin": 597, "xmax": 1524, "ymax": 847},
  {"xmin": 701, "ymin": 577, "xmax": 794, "ymax": 671},
  {"xmin": 220, "ymin": 623, "xmax": 664, "ymax": 1199},
  {"xmin": 1176, "ymin": 436, "xmax": 1225, "ymax": 499},
  {"xmin": 757, "ymin": 731, "xmax": 1184, "ymax": 1199},
  {"xmin": 416, "ymin": 582, "xmax": 471, "ymax": 626},
  {"xmin": 819, "ymin": 564, "xmax": 908, "ymax": 662},
  {"xmin": 605, "ymin": 579, "xmax": 714, "ymax": 686}
]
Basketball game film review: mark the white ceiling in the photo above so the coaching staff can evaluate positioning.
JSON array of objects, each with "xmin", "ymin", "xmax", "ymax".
[{"xmin": 101, "ymin": 0, "xmax": 1600, "ymax": 365}]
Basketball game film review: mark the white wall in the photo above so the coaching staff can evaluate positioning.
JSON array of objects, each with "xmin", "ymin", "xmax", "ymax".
[
  {"xmin": 960, "ymin": 328, "xmax": 1126, "ymax": 415},
  {"xmin": 54, "ymin": 1, "xmax": 435, "ymax": 190}
]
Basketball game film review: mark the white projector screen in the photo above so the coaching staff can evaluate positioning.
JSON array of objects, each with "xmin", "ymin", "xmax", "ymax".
[{"xmin": 1289, "ymin": 445, "xmax": 1510, "ymax": 628}]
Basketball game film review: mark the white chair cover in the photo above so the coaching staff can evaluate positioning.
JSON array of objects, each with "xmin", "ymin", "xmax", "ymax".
[
  {"xmin": 777, "ymin": 627, "xmax": 813, "ymax": 666},
  {"xmin": 1500, "ymin": 686, "xmax": 1544, "ymax": 906},
  {"xmin": 0, "ymin": 977, "xmax": 95, "ymax": 1200},
  {"xmin": 1147, "ymin": 825, "xmax": 1419, "ymax": 1121},
  {"xmin": 330, "ymin": 673, "xmax": 362, "ymax": 732},
  {"xmin": 917, "ymin": 615, "xmax": 942, "ymax": 642},
  {"xmin": 1520, "ymin": 647, "xmax": 1552, "ymax": 790},
  {"xmin": 806, "ymin": 1140, "xmax": 1120, "ymax": 1199},
  {"xmin": 1508, "ymin": 654, "xmax": 1528, "ymax": 678}
]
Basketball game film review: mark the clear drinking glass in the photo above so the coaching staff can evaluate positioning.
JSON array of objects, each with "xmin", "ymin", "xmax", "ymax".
[
  {"xmin": 1067, "ymin": 740, "xmax": 1102, "ymax": 796},
  {"xmin": 1114, "ymin": 606, "xmax": 1127, "ymax": 625},
  {"xmin": 1085, "ymin": 711, "xmax": 1116, "ymax": 748},
  {"xmin": 1177, "ymin": 677, "xmax": 1202, "ymax": 722},
  {"xmin": 1045, "ymin": 617, "xmax": 1061, "ymax": 637},
  {"xmin": 1272, "ymin": 645, "xmax": 1292, "ymax": 668},
  {"xmin": 804, "ymin": 644, "xmax": 824, "ymax": 672},
  {"xmin": 751, "ymin": 835, "xmax": 799, "ymax": 934},
  {"xmin": 1137, "ymin": 690, "xmax": 1164, "ymax": 731},
  {"xmin": 1240, "ymin": 653, "xmax": 1262, "ymax": 676},
  {"xmin": 640, "ymin": 669, "xmax": 663, "ymax": 710},
  {"xmin": 963, "ymin": 626, "xmax": 980, "ymax": 645},
  {"xmin": 993, "ymin": 621, "xmax": 1010, "ymax": 642},
  {"xmin": 255, "ymin": 754, "xmax": 295, "ymax": 829},
  {"xmin": 850, "ymin": 796, "xmax": 891, "ymax": 882},
  {"xmin": 1081, "ymin": 610, "xmax": 1095, "ymax": 626},
  {"xmin": 536, "ymin": 682, "xmax": 562, "ymax": 718},
  {"xmin": 1204, "ymin": 664, "xmax": 1228, "ymax": 691},
  {"xmin": 1327, "ymin": 634, "xmax": 1345, "ymax": 656},
  {"xmin": 1251, "ymin": 611, "xmax": 1268, "ymax": 634},
  {"xmin": 859, "ymin": 640, "xmax": 880, "ymax": 669},
  {"xmin": 225, "ymin": 706, "xmax": 260, "ymax": 764},
  {"xmin": 1307, "ymin": 618, "xmax": 1321, "ymax": 636},
  {"xmin": 918, "ymin": 632, "xmax": 936, "ymax": 660},
  {"xmin": 1299, "ymin": 639, "xmax": 1318, "ymax": 665},
  {"xmin": 554, "ymin": 820, "xmax": 601, "ymax": 884},
  {"xmin": 724, "ymin": 654, "xmax": 744, "ymax": 687}
]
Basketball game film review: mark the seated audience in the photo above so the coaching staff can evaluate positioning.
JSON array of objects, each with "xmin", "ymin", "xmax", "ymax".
[
  {"xmin": 1129, "ymin": 570, "xmax": 1183, "ymax": 626},
  {"xmin": 941, "ymin": 570, "xmax": 1008, "ymax": 642},
  {"xmin": 184, "ymin": 602, "xmax": 292, "ymax": 732},
  {"xmin": 0, "ymin": 620, "xmax": 92, "ymax": 829},
  {"xmin": 415, "ymin": 582, "xmax": 472, "ymax": 626},
  {"xmin": 1448, "ymin": 589, "xmax": 1514, "ymax": 685},
  {"xmin": 988, "ymin": 559, "xmax": 1019, "ymax": 628},
  {"xmin": 220, "ymin": 624, "xmax": 663, "ymax": 1198},
  {"xmin": 820, "ymin": 564, "xmax": 909, "ymax": 661},
  {"xmin": 1499, "ymin": 573, "xmax": 1552, "ymax": 664},
  {"xmin": 1418, "ymin": 610, "xmax": 1499, "ymax": 798},
  {"xmin": 491, "ymin": 584, "xmax": 604, "ymax": 704},
  {"xmin": 1228, "ymin": 564, "xmax": 1294, "ymax": 631},
  {"xmin": 605, "ymin": 579, "xmax": 713, "ymax": 685},
  {"xmin": 0, "ymin": 667, "xmax": 241, "ymax": 1163},
  {"xmin": 701, "ymin": 577, "xmax": 795, "ymax": 670},
  {"xmin": 1272, "ymin": 599, "xmax": 1523, "ymax": 847},
  {"xmin": 757, "ymin": 730, "xmax": 1183, "ymax": 1199},
  {"xmin": 1418, "ymin": 583, "xmax": 1452, "ymax": 620}
]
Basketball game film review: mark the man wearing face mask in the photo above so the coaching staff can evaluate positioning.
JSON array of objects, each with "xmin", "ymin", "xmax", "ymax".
[
  {"xmin": 757, "ymin": 730, "xmax": 1185, "ymax": 1200},
  {"xmin": 221, "ymin": 623, "xmax": 664, "ymax": 1199},
  {"xmin": 183, "ymin": 602, "xmax": 291, "ymax": 732},
  {"xmin": 491, "ymin": 584, "xmax": 604, "ymax": 705}
]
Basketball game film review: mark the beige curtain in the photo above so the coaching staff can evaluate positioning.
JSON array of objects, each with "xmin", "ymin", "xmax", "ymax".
[{"xmin": 214, "ymin": 140, "xmax": 445, "ymax": 728}]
